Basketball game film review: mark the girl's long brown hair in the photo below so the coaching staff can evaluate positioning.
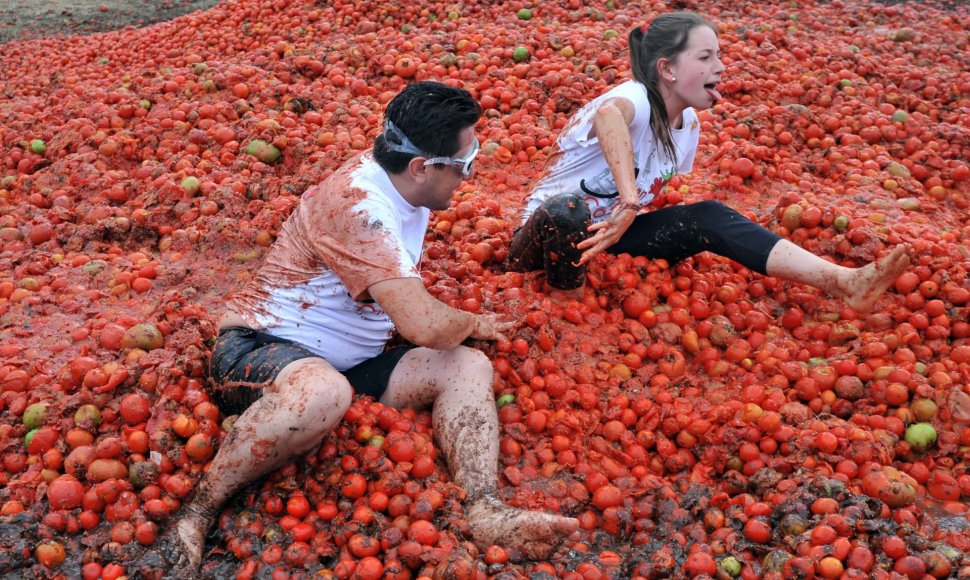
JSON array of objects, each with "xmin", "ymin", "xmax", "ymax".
[{"xmin": 628, "ymin": 12, "xmax": 714, "ymax": 164}]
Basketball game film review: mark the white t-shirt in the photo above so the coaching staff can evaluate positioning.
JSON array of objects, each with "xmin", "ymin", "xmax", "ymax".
[
  {"xmin": 226, "ymin": 152, "xmax": 429, "ymax": 371},
  {"xmin": 523, "ymin": 80, "xmax": 700, "ymax": 224}
]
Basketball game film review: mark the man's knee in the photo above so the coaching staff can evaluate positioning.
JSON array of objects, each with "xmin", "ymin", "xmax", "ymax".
[
  {"xmin": 436, "ymin": 346, "xmax": 493, "ymax": 388},
  {"xmin": 309, "ymin": 379, "xmax": 354, "ymax": 416},
  {"xmin": 275, "ymin": 359, "xmax": 354, "ymax": 423},
  {"xmin": 454, "ymin": 346, "xmax": 492, "ymax": 377}
]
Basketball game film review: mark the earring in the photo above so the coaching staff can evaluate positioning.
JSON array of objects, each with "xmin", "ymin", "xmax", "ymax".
[{"xmin": 671, "ymin": 76, "xmax": 677, "ymax": 82}]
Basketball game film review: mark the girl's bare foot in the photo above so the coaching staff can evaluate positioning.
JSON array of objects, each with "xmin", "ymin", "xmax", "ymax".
[
  {"xmin": 465, "ymin": 495, "xmax": 579, "ymax": 560},
  {"xmin": 837, "ymin": 245, "xmax": 910, "ymax": 312}
]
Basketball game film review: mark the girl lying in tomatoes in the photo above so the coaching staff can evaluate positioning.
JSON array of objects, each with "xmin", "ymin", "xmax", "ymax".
[{"xmin": 508, "ymin": 11, "xmax": 909, "ymax": 312}]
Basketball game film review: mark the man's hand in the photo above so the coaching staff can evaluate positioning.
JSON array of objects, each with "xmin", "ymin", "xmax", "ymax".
[
  {"xmin": 369, "ymin": 277, "xmax": 511, "ymax": 350},
  {"xmin": 471, "ymin": 313, "xmax": 514, "ymax": 342},
  {"xmin": 577, "ymin": 208, "xmax": 636, "ymax": 265}
]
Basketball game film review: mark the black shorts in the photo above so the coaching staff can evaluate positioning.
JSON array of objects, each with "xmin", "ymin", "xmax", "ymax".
[{"xmin": 208, "ymin": 326, "xmax": 416, "ymax": 416}]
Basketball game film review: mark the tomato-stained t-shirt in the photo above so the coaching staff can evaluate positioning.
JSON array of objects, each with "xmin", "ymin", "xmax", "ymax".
[
  {"xmin": 522, "ymin": 80, "xmax": 700, "ymax": 224},
  {"xmin": 226, "ymin": 152, "xmax": 429, "ymax": 370}
]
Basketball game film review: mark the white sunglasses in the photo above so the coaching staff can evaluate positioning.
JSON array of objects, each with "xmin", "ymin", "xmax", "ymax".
[{"xmin": 383, "ymin": 120, "xmax": 479, "ymax": 177}]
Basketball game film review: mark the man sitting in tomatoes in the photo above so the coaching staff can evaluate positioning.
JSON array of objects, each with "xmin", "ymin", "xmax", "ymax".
[{"xmin": 138, "ymin": 81, "xmax": 578, "ymax": 576}]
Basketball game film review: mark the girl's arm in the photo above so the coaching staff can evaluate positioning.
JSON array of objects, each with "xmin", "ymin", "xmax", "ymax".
[
  {"xmin": 578, "ymin": 96, "xmax": 640, "ymax": 264},
  {"xmin": 589, "ymin": 97, "xmax": 639, "ymax": 207}
]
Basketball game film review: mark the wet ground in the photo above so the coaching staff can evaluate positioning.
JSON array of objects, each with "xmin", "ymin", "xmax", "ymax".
[{"xmin": 0, "ymin": 0, "xmax": 222, "ymax": 44}]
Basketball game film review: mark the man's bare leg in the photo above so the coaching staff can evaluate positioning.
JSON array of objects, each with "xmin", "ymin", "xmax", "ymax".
[
  {"xmin": 765, "ymin": 240, "xmax": 911, "ymax": 312},
  {"xmin": 152, "ymin": 358, "xmax": 353, "ymax": 574},
  {"xmin": 381, "ymin": 346, "xmax": 579, "ymax": 560}
]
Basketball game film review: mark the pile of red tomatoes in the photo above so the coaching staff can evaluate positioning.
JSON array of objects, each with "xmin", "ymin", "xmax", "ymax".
[{"xmin": 0, "ymin": 0, "xmax": 968, "ymax": 578}]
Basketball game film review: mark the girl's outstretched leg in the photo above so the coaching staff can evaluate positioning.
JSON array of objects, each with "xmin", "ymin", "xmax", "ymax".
[
  {"xmin": 611, "ymin": 200, "xmax": 910, "ymax": 311},
  {"xmin": 765, "ymin": 240, "xmax": 910, "ymax": 312}
]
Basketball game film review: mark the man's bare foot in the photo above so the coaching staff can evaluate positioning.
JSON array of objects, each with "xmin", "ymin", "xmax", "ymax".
[
  {"xmin": 465, "ymin": 495, "xmax": 579, "ymax": 560},
  {"xmin": 130, "ymin": 507, "xmax": 210, "ymax": 578},
  {"xmin": 167, "ymin": 512, "xmax": 208, "ymax": 573},
  {"xmin": 838, "ymin": 245, "xmax": 910, "ymax": 312}
]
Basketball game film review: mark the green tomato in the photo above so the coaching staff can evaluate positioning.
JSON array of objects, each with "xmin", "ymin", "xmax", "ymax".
[
  {"xmin": 439, "ymin": 53, "xmax": 458, "ymax": 67},
  {"xmin": 74, "ymin": 404, "xmax": 102, "ymax": 430},
  {"xmin": 516, "ymin": 8, "xmax": 532, "ymax": 20},
  {"xmin": 512, "ymin": 46, "xmax": 530, "ymax": 63},
  {"xmin": 181, "ymin": 176, "xmax": 201, "ymax": 197},
  {"xmin": 720, "ymin": 556, "xmax": 742, "ymax": 577},
  {"xmin": 29, "ymin": 139, "xmax": 47, "ymax": 155},
  {"xmin": 245, "ymin": 140, "xmax": 282, "ymax": 164},
  {"xmin": 904, "ymin": 423, "xmax": 936, "ymax": 451},
  {"xmin": 81, "ymin": 259, "xmax": 109, "ymax": 276},
  {"xmin": 496, "ymin": 394, "xmax": 516, "ymax": 408},
  {"xmin": 23, "ymin": 403, "xmax": 47, "ymax": 429},
  {"xmin": 24, "ymin": 428, "xmax": 39, "ymax": 448},
  {"xmin": 833, "ymin": 215, "xmax": 849, "ymax": 230}
]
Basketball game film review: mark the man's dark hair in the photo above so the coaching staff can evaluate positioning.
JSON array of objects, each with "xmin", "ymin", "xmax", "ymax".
[{"xmin": 373, "ymin": 81, "xmax": 482, "ymax": 174}]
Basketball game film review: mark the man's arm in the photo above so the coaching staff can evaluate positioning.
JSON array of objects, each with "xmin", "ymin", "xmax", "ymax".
[{"xmin": 369, "ymin": 278, "xmax": 511, "ymax": 350}]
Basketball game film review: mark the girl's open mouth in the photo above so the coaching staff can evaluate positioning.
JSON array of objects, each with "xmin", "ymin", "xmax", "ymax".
[{"xmin": 705, "ymin": 83, "xmax": 722, "ymax": 102}]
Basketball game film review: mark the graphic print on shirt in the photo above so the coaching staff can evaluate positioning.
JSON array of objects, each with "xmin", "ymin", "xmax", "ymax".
[
  {"xmin": 648, "ymin": 174, "xmax": 673, "ymax": 200},
  {"xmin": 585, "ymin": 151, "xmax": 675, "ymax": 221},
  {"xmin": 580, "ymin": 167, "xmax": 639, "ymax": 199}
]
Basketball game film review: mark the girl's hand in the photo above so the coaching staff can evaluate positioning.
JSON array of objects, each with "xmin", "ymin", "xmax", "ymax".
[{"xmin": 577, "ymin": 207, "xmax": 636, "ymax": 264}]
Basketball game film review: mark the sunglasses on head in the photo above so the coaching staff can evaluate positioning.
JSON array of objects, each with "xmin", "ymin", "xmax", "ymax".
[{"xmin": 382, "ymin": 120, "xmax": 479, "ymax": 177}]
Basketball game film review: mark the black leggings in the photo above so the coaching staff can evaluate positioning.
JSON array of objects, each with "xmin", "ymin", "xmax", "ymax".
[{"xmin": 507, "ymin": 195, "xmax": 782, "ymax": 290}]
